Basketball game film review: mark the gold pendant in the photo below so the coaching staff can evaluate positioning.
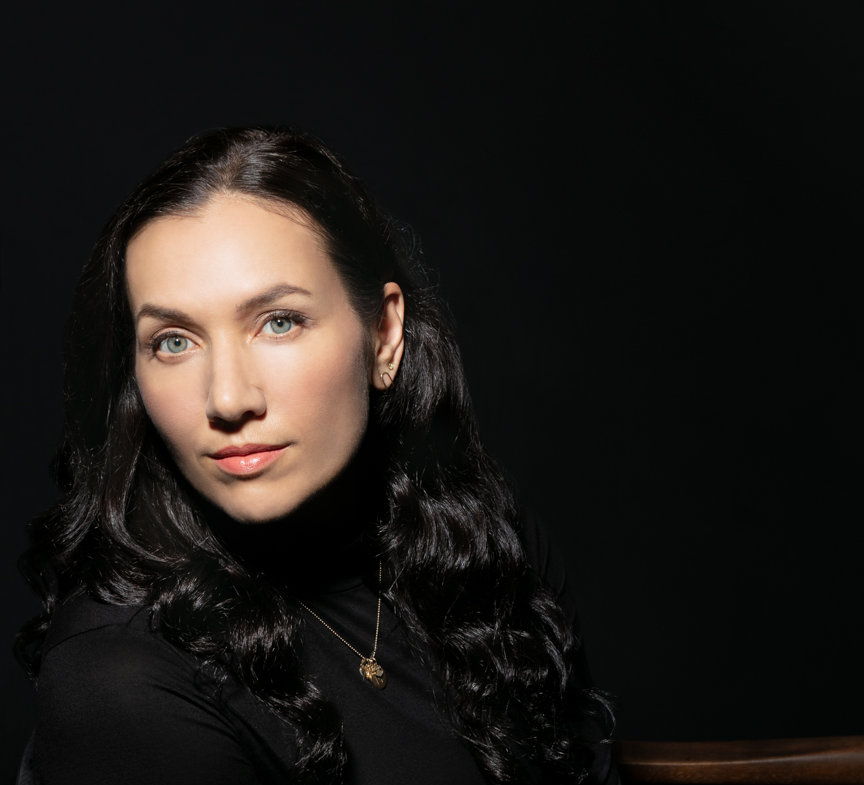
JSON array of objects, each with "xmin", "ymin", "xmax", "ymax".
[{"xmin": 359, "ymin": 657, "xmax": 387, "ymax": 689}]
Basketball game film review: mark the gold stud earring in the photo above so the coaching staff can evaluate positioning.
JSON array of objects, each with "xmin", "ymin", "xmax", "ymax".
[{"xmin": 379, "ymin": 363, "xmax": 395, "ymax": 389}]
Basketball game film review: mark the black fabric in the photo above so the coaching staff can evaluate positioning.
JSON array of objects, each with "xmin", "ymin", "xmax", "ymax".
[{"xmin": 28, "ymin": 513, "xmax": 619, "ymax": 784}]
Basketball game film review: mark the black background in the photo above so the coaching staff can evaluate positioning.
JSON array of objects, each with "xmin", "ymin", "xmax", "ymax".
[{"xmin": 3, "ymin": 2, "xmax": 863, "ymax": 781}]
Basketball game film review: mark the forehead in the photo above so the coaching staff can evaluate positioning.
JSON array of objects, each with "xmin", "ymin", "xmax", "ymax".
[{"xmin": 125, "ymin": 193, "xmax": 344, "ymax": 311}]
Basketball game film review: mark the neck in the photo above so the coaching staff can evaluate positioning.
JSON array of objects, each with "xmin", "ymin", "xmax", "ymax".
[{"xmin": 200, "ymin": 430, "xmax": 386, "ymax": 593}]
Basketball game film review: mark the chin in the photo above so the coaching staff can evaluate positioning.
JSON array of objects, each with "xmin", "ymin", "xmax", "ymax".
[
  {"xmin": 219, "ymin": 496, "xmax": 304, "ymax": 525},
  {"xmin": 193, "ymin": 480, "xmax": 301, "ymax": 525},
  {"xmin": 190, "ymin": 451, "xmax": 361, "ymax": 525}
]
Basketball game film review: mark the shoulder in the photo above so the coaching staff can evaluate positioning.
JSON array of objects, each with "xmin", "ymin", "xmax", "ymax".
[
  {"xmin": 40, "ymin": 591, "xmax": 196, "ymax": 685},
  {"xmin": 42, "ymin": 590, "xmax": 149, "ymax": 654},
  {"xmin": 515, "ymin": 504, "xmax": 597, "ymax": 679},
  {"xmin": 516, "ymin": 504, "xmax": 572, "ymax": 613},
  {"xmin": 34, "ymin": 593, "xmax": 258, "ymax": 785},
  {"xmin": 39, "ymin": 593, "xmax": 202, "ymax": 713},
  {"xmin": 516, "ymin": 505, "xmax": 555, "ymax": 577},
  {"xmin": 517, "ymin": 509, "xmax": 619, "ymax": 780}
]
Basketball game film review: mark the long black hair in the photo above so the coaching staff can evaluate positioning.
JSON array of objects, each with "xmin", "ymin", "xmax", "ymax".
[{"xmin": 16, "ymin": 127, "xmax": 614, "ymax": 784}]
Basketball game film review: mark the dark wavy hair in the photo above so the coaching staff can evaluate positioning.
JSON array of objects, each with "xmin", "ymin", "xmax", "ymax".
[{"xmin": 16, "ymin": 127, "xmax": 614, "ymax": 784}]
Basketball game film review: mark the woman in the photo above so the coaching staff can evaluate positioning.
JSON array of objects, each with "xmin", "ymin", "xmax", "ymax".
[{"xmin": 16, "ymin": 127, "xmax": 618, "ymax": 784}]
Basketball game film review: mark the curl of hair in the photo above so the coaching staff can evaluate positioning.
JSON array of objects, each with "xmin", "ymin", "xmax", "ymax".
[{"xmin": 16, "ymin": 127, "xmax": 614, "ymax": 784}]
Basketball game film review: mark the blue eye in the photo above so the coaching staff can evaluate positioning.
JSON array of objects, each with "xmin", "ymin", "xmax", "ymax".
[
  {"xmin": 264, "ymin": 316, "xmax": 295, "ymax": 335},
  {"xmin": 160, "ymin": 335, "xmax": 190, "ymax": 354}
]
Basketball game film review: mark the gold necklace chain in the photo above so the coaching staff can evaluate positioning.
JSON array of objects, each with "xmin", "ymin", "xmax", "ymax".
[{"xmin": 297, "ymin": 560, "xmax": 387, "ymax": 689}]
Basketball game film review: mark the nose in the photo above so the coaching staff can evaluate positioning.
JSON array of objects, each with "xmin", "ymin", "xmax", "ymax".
[{"xmin": 205, "ymin": 341, "xmax": 266, "ymax": 426}]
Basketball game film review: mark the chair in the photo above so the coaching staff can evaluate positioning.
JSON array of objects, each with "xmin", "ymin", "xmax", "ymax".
[{"xmin": 615, "ymin": 735, "xmax": 864, "ymax": 784}]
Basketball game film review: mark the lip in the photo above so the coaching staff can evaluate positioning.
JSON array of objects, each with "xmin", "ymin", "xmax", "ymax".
[{"xmin": 208, "ymin": 443, "xmax": 289, "ymax": 476}]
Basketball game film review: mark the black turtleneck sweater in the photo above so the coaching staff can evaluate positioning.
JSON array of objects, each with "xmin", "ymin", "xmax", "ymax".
[{"xmin": 25, "ymin": 458, "xmax": 620, "ymax": 785}]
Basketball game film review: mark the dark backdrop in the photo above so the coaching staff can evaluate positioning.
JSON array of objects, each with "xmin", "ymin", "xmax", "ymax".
[{"xmin": 3, "ymin": 2, "xmax": 862, "ymax": 781}]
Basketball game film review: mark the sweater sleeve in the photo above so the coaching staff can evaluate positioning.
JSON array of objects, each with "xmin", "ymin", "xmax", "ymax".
[{"xmin": 33, "ymin": 620, "xmax": 261, "ymax": 785}]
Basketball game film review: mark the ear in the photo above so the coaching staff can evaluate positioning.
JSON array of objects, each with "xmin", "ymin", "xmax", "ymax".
[{"xmin": 371, "ymin": 281, "xmax": 405, "ymax": 390}]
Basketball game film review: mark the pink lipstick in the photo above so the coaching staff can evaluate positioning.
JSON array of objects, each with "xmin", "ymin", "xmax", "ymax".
[{"xmin": 209, "ymin": 443, "xmax": 288, "ymax": 476}]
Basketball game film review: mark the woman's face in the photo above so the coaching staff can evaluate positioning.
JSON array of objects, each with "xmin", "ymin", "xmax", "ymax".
[{"xmin": 126, "ymin": 192, "xmax": 403, "ymax": 523}]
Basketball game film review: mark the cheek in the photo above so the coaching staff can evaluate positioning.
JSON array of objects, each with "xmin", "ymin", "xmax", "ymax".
[
  {"xmin": 269, "ymin": 333, "xmax": 370, "ymax": 436},
  {"xmin": 135, "ymin": 364, "xmax": 201, "ymax": 456}
]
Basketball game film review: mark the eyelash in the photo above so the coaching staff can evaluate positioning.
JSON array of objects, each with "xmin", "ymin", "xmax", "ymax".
[{"xmin": 147, "ymin": 310, "xmax": 309, "ymax": 356}]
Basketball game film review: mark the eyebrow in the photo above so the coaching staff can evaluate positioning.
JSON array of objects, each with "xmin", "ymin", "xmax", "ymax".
[
  {"xmin": 136, "ymin": 283, "xmax": 313, "ymax": 325},
  {"xmin": 236, "ymin": 283, "xmax": 313, "ymax": 313}
]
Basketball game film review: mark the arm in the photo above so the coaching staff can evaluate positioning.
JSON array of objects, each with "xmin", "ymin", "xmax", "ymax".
[{"xmin": 34, "ymin": 622, "xmax": 260, "ymax": 785}]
